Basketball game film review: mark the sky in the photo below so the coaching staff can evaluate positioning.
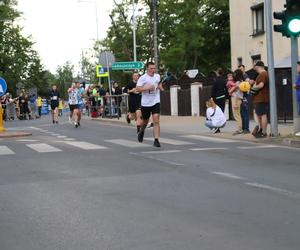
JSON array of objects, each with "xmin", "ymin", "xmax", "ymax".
[{"xmin": 17, "ymin": 0, "xmax": 115, "ymax": 74}]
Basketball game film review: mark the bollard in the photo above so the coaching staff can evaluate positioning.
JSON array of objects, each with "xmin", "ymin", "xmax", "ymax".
[{"xmin": 0, "ymin": 104, "xmax": 6, "ymax": 132}]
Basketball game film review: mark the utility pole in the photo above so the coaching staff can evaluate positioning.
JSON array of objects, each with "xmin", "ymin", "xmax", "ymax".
[
  {"xmin": 265, "ymin": 0, "xmax": 278, "ymax": 136},
  {"xmin": 152, "ymin": 0, "xmax": 159, "ymax": 72},
  {"xmin": 291, "ymin": 37, "xmax": 300, "ymax": 133},
  {"xmin": 132, "ymin": 0, "xmax": 137, "ymax": 62}
]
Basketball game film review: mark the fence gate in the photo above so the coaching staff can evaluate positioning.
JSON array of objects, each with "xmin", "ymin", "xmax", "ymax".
[
  {"xmin": 178, "ymin": 89, "xmax": 191, "ymax": 116},
  {"xmin": 160, "ymin": 91, "xmax": 171, "ymax": 115}
]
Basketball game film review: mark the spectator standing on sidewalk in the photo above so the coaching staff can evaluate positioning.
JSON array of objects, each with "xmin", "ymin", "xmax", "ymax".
[
  {"xmin": 211, "ymin": 68, "xmax": 227, "ymax": 112},
  {"xmin": 227, "ymin": 70, "xmax": 244, "ymax": 135},
  {"xmin": 252, "ymin": 61, "xmax": 269, "ymax": 138},
  {"xmin": 36, "ymin": 96, "xmax": 42, "ymax": 117}
]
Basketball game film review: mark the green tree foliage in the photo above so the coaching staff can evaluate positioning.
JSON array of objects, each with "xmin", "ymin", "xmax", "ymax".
[
  {"xmin": 0, "ymin": 0, "xmax": 50, "ymax": 96},
  {"xmin": 102, "ymin": 0, "xmax": 230, "ymax": 79},
  {"xmin": 55, "ymin": 62, "xmax": 74, "ymax": 99}
]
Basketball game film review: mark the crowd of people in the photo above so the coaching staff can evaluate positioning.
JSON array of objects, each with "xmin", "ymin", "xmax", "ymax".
[
  {"xmin": 0, "ymin": 89, "xmax": 46, "ymax": 121},
  {"xmin": 209, "ymin": 60, "xmax": 270, "ymax": 138}
]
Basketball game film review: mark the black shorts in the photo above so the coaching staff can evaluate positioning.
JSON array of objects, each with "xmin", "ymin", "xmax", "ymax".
[
  {"xmin": 69, "ymin": 104, "xmax": 79, "ymax": 112},
  {"xmin": 51, "ymin": 102, "xmax": 59, "ymax": 110},
  {"xmin": 254, "ymin": 102, "xmax": 269, "ymax": 116},
  {"xmin": 141, "ymin": 103, "xmax": 160, "ymax": 120},
  {"xmin": 128, "ymin": 95, "xmax": 141, "ymax": 113}
]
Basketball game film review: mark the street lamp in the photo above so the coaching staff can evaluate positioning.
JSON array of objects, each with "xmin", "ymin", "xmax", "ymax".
[{"xmin": 132, "ymin": 0, "xmax": 137, "ymax": 62}]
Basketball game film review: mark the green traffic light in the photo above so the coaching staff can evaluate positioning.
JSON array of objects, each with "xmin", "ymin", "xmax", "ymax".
[{"xmin": 288, "ymin": 18, "xmax": 300, "ymax": 33}]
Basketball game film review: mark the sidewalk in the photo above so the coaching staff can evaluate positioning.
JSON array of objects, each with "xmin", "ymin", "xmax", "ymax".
[
  {"xmin": 91, "ymin": 115, "xmax": 300, "ymax": 147},
  {"xmin": 0, "ymin": 131, "xmax": 32, "ymax": 139}
]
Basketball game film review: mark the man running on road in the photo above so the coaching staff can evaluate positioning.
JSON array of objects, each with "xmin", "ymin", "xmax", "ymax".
[
  {"xmin": 49, "ymin": 84, "xmax": 60, "ymax": 124},
  {"xmin": 136, "ymin": 62, "xmax": 164, "ymax": 147},
  {"xmin": 125, "ymin": 72, "xmax": 142, "ymax": 133},
  {"xmin": 68, "ymin": 83, "xmax": 80, "ymax": 128}
]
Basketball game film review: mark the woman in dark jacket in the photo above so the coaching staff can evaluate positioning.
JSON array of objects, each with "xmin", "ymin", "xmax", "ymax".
[{"xmin": 211, "ymin": 68, "xmax": 227, "ymax": 112}]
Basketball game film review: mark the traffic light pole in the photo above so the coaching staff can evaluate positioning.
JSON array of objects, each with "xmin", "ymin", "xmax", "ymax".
[
  {"xmin": 265, "ymin": 0, "xmax": 278, "ymax": 136},
  {"xmin": 291, "ymin": 36, "xmax": 300, "ymax": 133}
]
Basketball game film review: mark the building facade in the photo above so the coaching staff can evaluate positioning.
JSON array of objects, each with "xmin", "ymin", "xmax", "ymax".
[{"xmin": 229, "ymin": 0, "xmax": 300, "ymax": 70}]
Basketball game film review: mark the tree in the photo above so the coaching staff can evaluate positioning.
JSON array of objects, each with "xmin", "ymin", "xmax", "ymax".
[
  {"xmin": 0, "ymin": 0, "xmax": 50, "ymax": 96},
  {"xmin": 55, "ymin": 62, "xmax": 74, "ymax": 99}
]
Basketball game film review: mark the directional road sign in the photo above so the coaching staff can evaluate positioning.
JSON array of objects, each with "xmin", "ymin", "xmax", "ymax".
[
  {"xmin": 112, "ymin": 61, "xmax": 144, "ymax": 71},
  {"xmin": 0, "ymin": 77, "xmax": 7, "ymax": 97}
]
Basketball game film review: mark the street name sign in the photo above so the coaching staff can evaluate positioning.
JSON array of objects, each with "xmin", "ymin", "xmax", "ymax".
[
  {"xmin": 112, "ymin": 61, "xmax": 144, "ymax": 70},
  {"xmin": 0, "ymin": 77, "xmax": 7, "ymax": 97}
]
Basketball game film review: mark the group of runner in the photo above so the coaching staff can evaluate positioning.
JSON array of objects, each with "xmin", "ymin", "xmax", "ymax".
[
  {"xmin": 48, "ymin": 62, "xmax": 163, "ymax": 147},
  {"xmin": 49, "ymin": 81, "xmax": 84, "ymax": 128}
]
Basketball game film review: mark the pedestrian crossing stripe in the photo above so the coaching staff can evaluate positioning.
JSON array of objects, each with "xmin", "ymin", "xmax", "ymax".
[
  {"xmin": 144, "ymin": 137, "xmax": 195, "ymax": 146},
  {"xmin": 62, "ymin": 141, "xmax": 108, "ymax": 150},
  {"xmin": 26, "ymin": 143, "xmax": 62, "ymax": 153},
  {"xmin": 105, "ymin": 139, "xmax": 150, "ymax": 148},
  {"xmin": 181, "ymin": 135, "xmax": 237, "ymax": 143},
  {"xmin": 0, "ymin": 146, "xmax": 15, "ymax": 155}
]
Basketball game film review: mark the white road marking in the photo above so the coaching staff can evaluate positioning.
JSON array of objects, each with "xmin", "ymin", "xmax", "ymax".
[
  {"xmin": 238, "ymin": 145, "xmax": 280, "ymax": 149},
  {"xmin": 129, "ymin": 152, "xmax": 184, "ymax": 166},
  {"xmin": 26, "ymin": 143, "xmax": 62, "ymax": 153},
  {"xmin": 57, "ymin": 136, "xmax": 67, "ymax": 138},
  {"xmin": 245, "ymin": 182, "xmax": 300, "ymax": 199},
  {"xmin": 140, "ymin": 150, "xmax": 181, "ymax": 154},
  {"xmin": 105, "ymin": 139, "xmax": 150, "ymax": 148},
  {"xmin": 0, "ymin": 146, "xmax": 15, "ymax": 155},
  {"xmin": 64, "ymin": 138, "xmax": 76, "ymax": 141},
  {"xmin": 189, "ymin": 147, "xmax": 228, "ymax": 151},
  {"xmin": 17, "ymin": 139, "xmax": 39, "ymax": 142},
  {"xmin": 211, "ymin": 171, "xmax": 246, "ymax": 180},
  {"xmin": 144, "ymin": 137, "xmax": 195, "ymax": 145},
  {"xmin": 181, "ymin": 135, "xmax": 237, "ymax": 143},
  {"xmin": 51, "ymin": 134, "xmax": 61, "ymax": 136},
  {"xmin": 63, "ymin": 141, "xmax": 108, "ymax": 150}
]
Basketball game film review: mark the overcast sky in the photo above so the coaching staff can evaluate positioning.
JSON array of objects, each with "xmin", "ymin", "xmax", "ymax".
[{"xmin": 17, "ymin": 0, "xmax": 115, "ymax": 74}]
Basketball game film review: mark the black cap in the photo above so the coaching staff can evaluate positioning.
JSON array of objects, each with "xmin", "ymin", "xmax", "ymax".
[{"xmin": 255, "ymin": 61, "xmax": 265, "ymax": 67}]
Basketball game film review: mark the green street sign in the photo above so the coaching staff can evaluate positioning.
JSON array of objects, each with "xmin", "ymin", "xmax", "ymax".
[{"xmin": 112, "ymin": 61, "xmax": 144, "ymax": 70}]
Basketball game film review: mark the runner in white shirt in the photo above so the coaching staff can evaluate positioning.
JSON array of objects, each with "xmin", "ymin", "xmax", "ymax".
[
  {"xmin": 68, "ymin": 83, "xmax": 80, "ymax": 128},
  {"xmin": 136, "ymin": 62, "xmax": 164, "ymax": 147}
]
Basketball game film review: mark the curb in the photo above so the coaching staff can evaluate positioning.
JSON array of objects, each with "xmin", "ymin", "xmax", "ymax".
[
  {"xmin": 282, "ymin": 138, "xmax": 300, "ymax": 148},
  {"xmin": 0, "ymin": 131, "xmax": 32, "ymax": 139}
]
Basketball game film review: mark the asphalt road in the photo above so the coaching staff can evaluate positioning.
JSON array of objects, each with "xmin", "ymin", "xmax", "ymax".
[{"xmin": 1, "ymin": 115, "xmax": 300, "ymax": 250}]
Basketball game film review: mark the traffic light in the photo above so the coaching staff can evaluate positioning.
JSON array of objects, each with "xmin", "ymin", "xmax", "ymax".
[
  {"xmin": 286, "ymin": 0, "xmax": 300, "ymax": 36},
  {"xmin": 274, "ymin": 0, "xmax": 300, "ymax": 37},
  {"xmin": 273, "ymin": 10, "xmax": 289, "ymax": 37}
]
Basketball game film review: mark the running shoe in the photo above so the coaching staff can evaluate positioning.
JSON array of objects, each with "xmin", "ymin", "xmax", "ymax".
[
  {"xmin": 126, "ymin": 114, "xmax": 131, "ymax": 124},
  {"xmin": 75, "ymin": 122, "xmax": 78, "ymax": 128},
  {"xmin": 153, "ymin": 140, "xmax": 161, "ymax": 147},
  {"xmin": 213, "ymin": 128, "xmax": 221, "ymax": 134},
  {"xmin": 138, "ymin": 130, "xmax": 144, "ymax": 143},
  {"xmin": 147, "ymin": 122, "xmax": 154, "ymax": 128},
  {"xmin": 52, "ymin": 120, "xmax": 55, "ymax": 124},
  {"xmin": 78, "ymin": 122, "xmax": 80, "ymax": 127},
  {"xmin": 251, "ymin": 125, "xmax": 259, "ymax": 137}
]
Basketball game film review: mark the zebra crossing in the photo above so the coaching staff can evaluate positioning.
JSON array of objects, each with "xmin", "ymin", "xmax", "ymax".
[{"xmin": 0, "ymin": 134, "xmax": 285, "ymax": 156}]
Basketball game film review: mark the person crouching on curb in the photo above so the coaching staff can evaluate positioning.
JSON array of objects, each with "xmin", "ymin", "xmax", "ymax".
[{"xmin": 205, "ymin": 98, "xmax": 226, "ymax": 134}]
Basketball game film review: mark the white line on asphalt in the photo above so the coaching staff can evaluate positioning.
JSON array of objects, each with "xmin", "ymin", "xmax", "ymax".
[
  {"xmin": 63, "ymin": 138, "xmax": 76, "ymax": 141},
  {"xmin": 181, "ymin": 135, "xmax": 237, "ymax": 143},
  {"xmin": 0, "ymin": 146, "xmax": 15, "ymax": 155},
  {"xmin": 140, "ymin": 150, "xmax": 181, "ymax": 154},
  {"xmin": 26, "ymin": 143, "xmax": 62, "ymax": 153},
  {"xmin": 144, "ymin": 137, "xmax": 195, "ymax": 145},
  {"xmin": 245, "ymin": 182, "xmax": 300, "ymax": 199},
  {"xmin": 237, "ymin": 145, "xmax": 280, "ymax": 149},
  {"xmin": 105, "ymin": 139, "xmax": 150, "ymax": 148},
  {"xmin": 17, "ymin": 139, "xmax": 39, "ymax": 142},
  {"xmin": 63, "ymin": 141, "xmax": 108, "ymax": 150},
  {"xmin": 57, "ymin": 136, "xmax": 67, "ymax": 138},
  {"xmin": 129, "ymin": 152, "xmax": 184, "ymax": 166},
  {"xmin": 51, "ymin": 134, "xmax": 61, "ymax": 136},
  {"xmin": 189, "ymin": 147, "xmax": 228, "ymax": 151},
  {"xmin": 211, "ymin": 171, "xmax": 247, "ymax": 180}
]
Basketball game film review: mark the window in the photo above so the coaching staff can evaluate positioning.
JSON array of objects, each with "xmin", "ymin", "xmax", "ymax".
[
  {"xmin": 251, "ymin": 54, "xmax": 261, "ymax": 65},
  {"xmin": 251, "ymin": 3, "xmax": 264, "ymax": 36},
  {"xmin": 237, "ymin": 57, "xmax": 243, "ymax": 67}
]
